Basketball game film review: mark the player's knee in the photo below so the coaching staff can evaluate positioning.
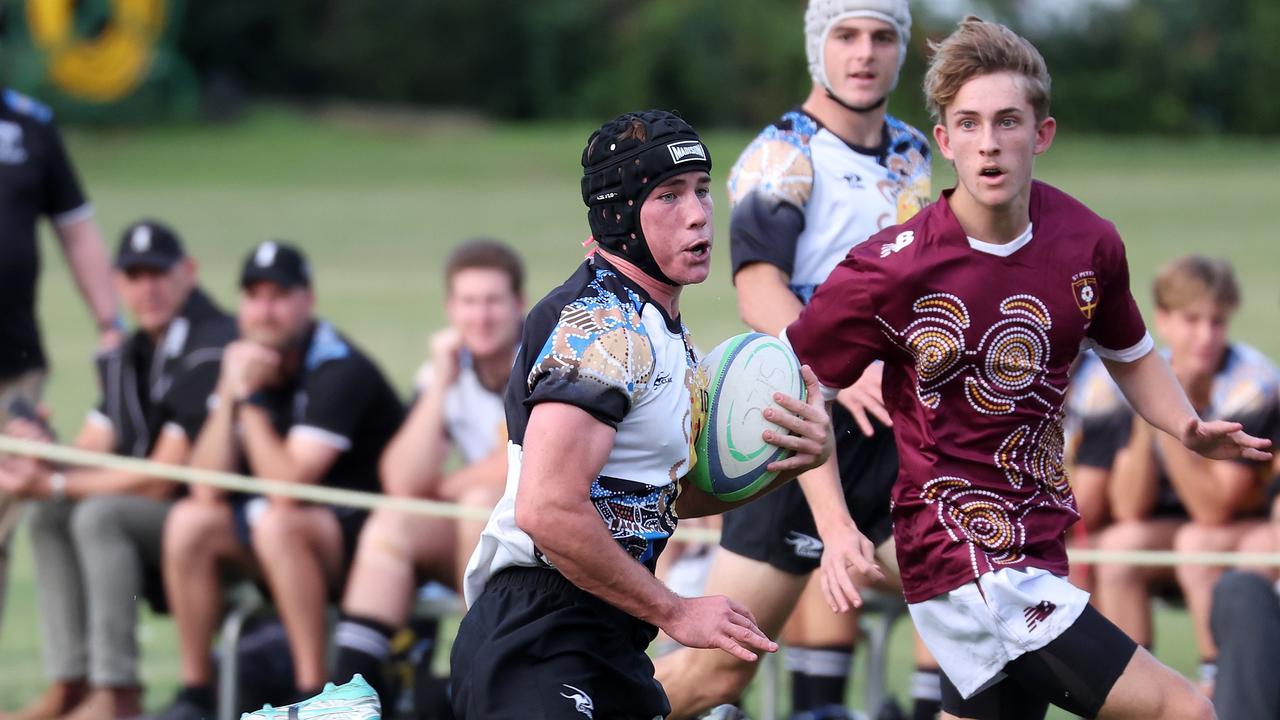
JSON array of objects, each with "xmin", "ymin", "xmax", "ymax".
[{"xmin": 701, "ymin": 655, "xmax": 757, "ymax": 703}]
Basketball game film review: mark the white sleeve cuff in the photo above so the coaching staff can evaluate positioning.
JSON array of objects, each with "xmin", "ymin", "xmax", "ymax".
[
  {"xmin": 86, "ymin": 409, "xmax": 113, "ymax": 430},
  {"xmin": 1086, "ymin": 332, "xmax": 1155, "ymax": 363},
  {"xmin": 289, "ymin": 425, "xmax": 353, "ymax": 451},
  {"xmin": 161, "ymin": 421, "xmax": 187, "ymax": 439},
  {"xmin": 52, "ymin": 203, "xmax": 94, "ymax": 227}
]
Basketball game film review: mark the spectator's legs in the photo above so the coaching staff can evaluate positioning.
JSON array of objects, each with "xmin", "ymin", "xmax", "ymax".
[
  {"xmin": 250, "ymin": 503, "xmax": 345, "ymax": 694},
  {"xmin": 162, "ymin": 498, "xmax": 247, "ymax": 693},
  {"xmin": 1234, "ymin": 522, "xmax": 1277, "ymax": 580},
  {"xmin": 1093, "ymin": 518, "xmax": 1182, "ymax": 647},
  {"xmin": 1173, "ymin": 520, "xmax": 1264, "ymax": 682},
  {"xmin": 10, "ymin": 500, "xmax": 90, "ymax": 719},
  {"xmin": 334, "ymin": 508, "xmax": 457, "ymax": 703},
  {"xmin": 1210, "ymin": 570, "xmax": 1280, "ymax": 720},
  {"xmin": 0, "ymin": 368, "xmax": 46, "ymax": 635},
  {"xmin": 66, "ymin": 494, "xmax": 170, "ymax": 720},
  {"xmin": 454, "ymin": 484, "xmax": 502, "ymax": 589}
]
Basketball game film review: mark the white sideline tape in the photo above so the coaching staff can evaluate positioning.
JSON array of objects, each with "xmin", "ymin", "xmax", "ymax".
[{"xmin": 4, "ymin": 436, "xmax": 1280, "ymax": 566}]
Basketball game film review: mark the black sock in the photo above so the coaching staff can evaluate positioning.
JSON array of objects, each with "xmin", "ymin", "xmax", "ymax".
[
  {"xmin": 292, "ymin": 686, "xmax": 324, "ymax": 704},
  {"xmin": 911, "ymin": 667, "xmax": 941, "ymax": 720},
  {"xmin": 178, "ymin": 684, "xmax": 215, "ymax": 710},
  {"xmin": 786, "ymin": 645, "xmax": 853, "ymax": 712},
  {"xmin": 333, "ymin": 614, "xmax": 397, "ymax": 707}
]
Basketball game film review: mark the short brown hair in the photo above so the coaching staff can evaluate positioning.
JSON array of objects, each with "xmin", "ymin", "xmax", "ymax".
[
  {"xmin": 444, "ymin": 238, "xmax": 525, "ymax": 296},
  {"xmin": 924, "ymin": 16, "xmax": 1051, "ymax": 124},
  {"xmin": 1153, "ymin": 255, "xmax": 1241, "ymax": 312}
]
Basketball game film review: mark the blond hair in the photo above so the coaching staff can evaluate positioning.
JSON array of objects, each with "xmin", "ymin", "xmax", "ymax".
[
  {"xmin": 1153, "ymin": 255, "xmax": 1241, "ymax": 312},
  {"xmin": 924, "ymin": 16, "xmax": 1051, "ymax": 124}
]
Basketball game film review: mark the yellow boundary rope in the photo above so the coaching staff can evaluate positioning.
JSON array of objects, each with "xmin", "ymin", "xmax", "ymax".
[{"xmin": 4, "ymin": 436, "xmax": 1279, "ymax": 566}]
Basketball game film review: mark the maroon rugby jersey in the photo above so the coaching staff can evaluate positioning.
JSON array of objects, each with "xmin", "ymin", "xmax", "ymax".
[{"xmin": 787, "ymin": 181, "xmax": 1152, "ymax": 602}]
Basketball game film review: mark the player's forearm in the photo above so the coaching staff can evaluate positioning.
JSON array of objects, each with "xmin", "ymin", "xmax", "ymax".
[
  {"xmin": 795, "ymin": 454, "xmax": 857, "ymax": 537},
  {"xmin": 1104, "ymin": 351, "xmax": 1199, "ymax": 440},
  {"xmin": 519, "ymin": 500, "xmax": 679, "ymax": 627},
  {"xmin": 57, "ymin": 218, "xmax": 119, "ymax": 329},
  {"xmin": 734, "ymin": 264, "xmax": 804, "ymax": 337}
]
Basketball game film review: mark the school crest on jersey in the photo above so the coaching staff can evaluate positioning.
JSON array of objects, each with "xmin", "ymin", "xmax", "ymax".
[{"xmin": 1071, "ymin": 274, "xmax": 1099, "ymax": 320}]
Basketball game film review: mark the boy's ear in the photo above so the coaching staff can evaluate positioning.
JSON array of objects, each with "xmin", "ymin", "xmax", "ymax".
[
  {"xmin": 1033, "ymin": 116, "xmax": 1057, "ymax": 155},
  {"xmin": 933, "ymin": 122, "xmax": 954, "ymax": 161}
]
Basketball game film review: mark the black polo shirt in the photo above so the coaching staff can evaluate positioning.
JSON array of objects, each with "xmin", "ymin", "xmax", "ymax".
[
  {"xmin": 245, "ymin": 321, "xmax": 404, "ymax": 499},
  {"xmin": 0, "ymin": 89, "xmax": 91, "ymax": 380}
]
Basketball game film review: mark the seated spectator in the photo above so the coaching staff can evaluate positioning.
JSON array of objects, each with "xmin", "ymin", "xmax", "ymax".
[
  {"xmin": 331, "ymin": 239, "xmax": 523, "ymax": 705},
  {"xmin": 152, "ymin": 242, "xmax": 404, "ymax": 720},
  {"xmin": 1210, "ymin": 569, "xmax": 1280, "ymax": 720},
  {"xmin": 1092, "ymin": 255, "xmax": 1279, "ymax": 689},
  {"xmin": 0, "ymin": 220, "xmax": 234, "ymax": 720}
]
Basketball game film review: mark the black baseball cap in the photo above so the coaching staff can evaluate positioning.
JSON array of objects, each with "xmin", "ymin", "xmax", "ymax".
[
  {"xmin": 115, "ymin": 220, "xmax": 185, "ymax": 271},
  {"xmin": 239, "ymin": 241, "xmax": 312, "ymax": 289}
]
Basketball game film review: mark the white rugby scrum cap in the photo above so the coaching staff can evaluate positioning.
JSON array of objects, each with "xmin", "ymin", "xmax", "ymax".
[{"xmin": 805, "ymin": 0, "xmax": 911, "ymax": 91}]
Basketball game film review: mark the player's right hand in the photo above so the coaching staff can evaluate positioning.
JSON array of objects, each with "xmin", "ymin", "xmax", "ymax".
[{"xmin": 662, "ymin": 595, "xmax": 778, "ymax": 662}]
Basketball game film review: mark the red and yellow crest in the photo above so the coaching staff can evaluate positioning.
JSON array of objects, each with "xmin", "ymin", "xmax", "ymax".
[{"xmin": 1072, "ymin": 277, "xmax": 1099, "ymax": 319}]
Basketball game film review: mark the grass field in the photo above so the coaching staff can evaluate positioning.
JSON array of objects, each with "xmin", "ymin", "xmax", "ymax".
[{"xmin": 1, "ymin": 106, "xmax": 1277, "ymax": 717}]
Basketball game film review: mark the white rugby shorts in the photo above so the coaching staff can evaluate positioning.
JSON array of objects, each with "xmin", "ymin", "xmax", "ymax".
[{"xmin": 907, "ymin": 566, "xmax": 1091, "ymax": 698}]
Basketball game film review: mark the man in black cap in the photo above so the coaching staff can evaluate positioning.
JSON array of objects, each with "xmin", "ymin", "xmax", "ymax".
[
  {"xmin": 448, "ymin": 110, "xmax": 842, "ymax": 720},
  {"xmin": 0, "ymin": 219, "xmax": 235, "ymax": 720},
  {"xmin": 153, "ymin": 241, "xmax": 404, "ymax": 720}
]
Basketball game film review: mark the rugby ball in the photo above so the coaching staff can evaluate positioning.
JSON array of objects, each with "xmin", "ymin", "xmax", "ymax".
[{"xmin": 689, "ymin": 332, "xmax": 806, "ymax": 502}]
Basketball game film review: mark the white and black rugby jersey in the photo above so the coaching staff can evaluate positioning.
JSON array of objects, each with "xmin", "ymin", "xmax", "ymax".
[
  {"xmin": 413, "ymin": 349, "xmax": 511, "ymax": 465},
  {"xmin": 464, "ymin": 255, "xmax": 701, "ymax": 605},
  {"xmin": 728, "ymin": 108, "xmax": 931, "ymax": 303}
]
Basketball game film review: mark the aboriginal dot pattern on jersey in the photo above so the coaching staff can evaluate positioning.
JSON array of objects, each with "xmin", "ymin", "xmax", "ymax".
[
  {"xmin": 529, "ymin": 267, "xmax": 655, "ymax": 404},
  {"xmin": 883, "ymin": 293, "xmax": 1076, "ymax": 576}
]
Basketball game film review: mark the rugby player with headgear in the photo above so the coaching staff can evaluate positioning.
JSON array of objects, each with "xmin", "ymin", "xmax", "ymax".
[
  {"xmin": 786, "ymin": 16, "xmax": 1271, "ymax": 720},
  {"xmin": 448, "ymin": 110, "xmax": 837, "ymax": 720},
  {"xmin": 654, "ymin": 1, "xmax": 938, "ymax": 717}
]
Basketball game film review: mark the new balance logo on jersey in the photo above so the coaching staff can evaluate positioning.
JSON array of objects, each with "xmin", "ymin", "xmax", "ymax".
[
  {"xmin": 560, "ymin": 684, "xmax": 594, "ymax": 718},
  {"xmin": 1023, "ymin": 600, "xmax": 1057, "ymax": 631},
  {"xmin": 668, "ymin": 140, "xmax": 707, "ymax": 165},
  {"xmin": 880, "ymin": 231, "xmax": 914, "ymax": 258},
  {"xmin": 785, "ymin": 531, "xmax": 823, "ymax": 559}
]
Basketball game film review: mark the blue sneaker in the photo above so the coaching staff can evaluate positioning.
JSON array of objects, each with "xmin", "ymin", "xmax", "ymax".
[{"xmin": 240, "ymin": 674, "xmax": 381, "ymax": 720}]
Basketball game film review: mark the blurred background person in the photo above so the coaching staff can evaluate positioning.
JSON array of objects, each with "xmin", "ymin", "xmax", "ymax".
[
  {"xmin": 153, "ymin": 242, "xmax": 403, "ymax": 720},
  {"xmin": 332, "ymin": 239, "xmax": 524, "ymax": 709},
  {"xmin": 0, "ymin": 220, "xmax": 235, "ymax": 720},
  {"xmin": 1092, "ymin": 255, "xmax": 1279, "ymax": 693},
  {"xmin": 0, "ymin": 86, "xmax": 120, "ymax": 635}
]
